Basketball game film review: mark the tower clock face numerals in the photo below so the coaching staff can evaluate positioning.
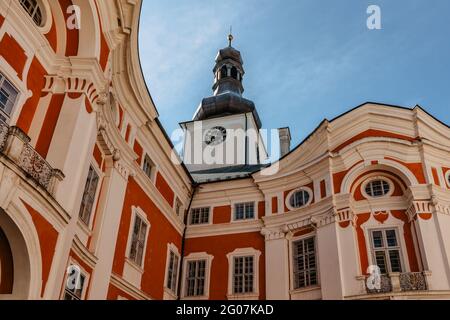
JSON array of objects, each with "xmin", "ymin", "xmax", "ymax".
[{"xmin": 204, "ymin": 126, "xmax": 227, "ymax": 146}]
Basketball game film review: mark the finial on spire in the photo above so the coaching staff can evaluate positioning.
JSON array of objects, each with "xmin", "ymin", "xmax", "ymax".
[{"xmin": 228, "ymin": 26, "xmax": 233, "ymax": 47}]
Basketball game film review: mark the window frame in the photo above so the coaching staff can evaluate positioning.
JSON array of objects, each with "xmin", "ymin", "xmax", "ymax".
[
  {"xmin": 445, "ymin": 170, "xmax": 450, "ymax": 189},
  {"xmin": 226, "ymin": 248, "xmax": 261, "ymax": 299},
  {"xmin": 61, "ymin": 260, "xmax": 90, "ymax": 301},
  {"xmin": 0, "ymin": 72, "xmax": 20, "ymax": 124},
  {"xmin": 142, "ymin": 153, "xmax": 156, "ymax": 182},
  {"xmin": 18, "ymin": 0, "xmax": 52, "ymax": 33},
  {"xmin": 78, "ymin": 163, "xmax": 102, "ymax": 228},
  {"xmin": 189, "ymin": 207, "xmax": 211, "ymax": 225},
  {"xmin": 368, "ymin": 227, "xmax": 405, "ymax": 274},
  {"xmin": 285, "ymin": 187, "xmax": 313, "ymax": 211},
  {"xmin": 19, "ymin": 0, "xmax": 44, "ymax": 27},
  {"xmin": 174, "ymin": 197, "xmax": 183, "ymax": 218},
  {"xmin": 289, "ymin": 234, "xmax": 320, "ymax": 292},
  {"xmin": 232, "ymin": 201, "xmax": 257, "ymax": 222},
  {"xmin": 181, "ymin": 252, "xmax": 213, "ymax": 300},
  {"xmin": 126, "ymin": 207, "xmax": 150, "ymax": 269},
  {"xmin": 164, "ymin": 243, "xmax": 181, "ymax": 298},
  {"xmin": 361, "ymin": 176, "xmax": 394, "ymax": 199}
]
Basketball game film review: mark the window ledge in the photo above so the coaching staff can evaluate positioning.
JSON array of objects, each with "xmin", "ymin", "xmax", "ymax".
[
  {"xmin": 227, "ymin": 293, "xmax": 259, "ymax": 300},
  {"xmin": 125, "ymin": 257, "xmax": 144, "ymax": 274},
  {"xmin": 289, "ymin": 285, "xmax": 321, "ymax": 295},
  {"xmin": 181, "ymin": 295, "xmax": 209, "ymax": 300},
  {"xmin": 163, "ymin": 287, "xmax": 178, "ymax": 300},
  {"xmin": 77, "ymin": 219, "xmax": 92, "ymax": 237}
]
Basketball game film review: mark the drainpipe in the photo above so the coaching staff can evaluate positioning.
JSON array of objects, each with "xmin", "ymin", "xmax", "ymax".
[{"xmin": 176, "ymin": 184, "xmax": 197, "ymax": 300}]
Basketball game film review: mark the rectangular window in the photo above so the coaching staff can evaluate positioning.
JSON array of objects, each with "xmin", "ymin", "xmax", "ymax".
[
  {"xmin": 233, "ymin": 256, "xmax": 254, "ymax": 294},
  {"xmin": 190, "ymin": 207, "xmax": 210, "ymax": 225},
  {"xmin": 63, "ymin": 266, "xmax": 86, "ymax": 300},
  {"xmin": 292, "ymin": 236, "xmax": 317, "ymax": 289},
  {"xmin": 166, "ymin": 251, "xmax": 179, "ymax": 293},
  {"xmin": 185, "ymin": 260, "xmax": 206, "ymax": 297},
  {"xmin": 129, "ymin": 214, "xmax": 148, "ymax": 267},
  {"xmin": 370, "ymin": 228, "xmax": 402, "ymax": 274},
  {"xmin": 0, "ymin": 73, "xmax": 19, "ymax": 123},
  {"xmin": 79, "ymin": 165, "xmax": 100, "ymax": 226},
  {"xmin": 234, "ymin": 202, "xmax": 255, "ymax": 220},
  {"xmin": 143, "ymin": 154, "xmax": 154, "ymax": 180}
]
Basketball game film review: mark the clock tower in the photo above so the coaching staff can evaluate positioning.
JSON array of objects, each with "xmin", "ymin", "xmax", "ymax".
[{"xmin": 180, "ymin": 33, "xmax": 267, "ymax": 182}]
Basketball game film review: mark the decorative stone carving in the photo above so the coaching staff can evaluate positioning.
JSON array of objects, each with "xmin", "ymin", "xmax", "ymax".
[
  {"xmin": 400, "ymin": 272, "xmax": 427, "ymax": 291},
  {"xmin": 336, "ymin": 207, "xmax": 356, "ymax": 228},
  {"xmin": 260, "ymin": 228, "xmax": 287, "ymax": 241},
  {"xmin": 19, "ymin": 143, "xmax": 54, "ymax": 190},
  {"xmin": 406, "ymin": 200, "xmax": 433, "ymax": 221},
  {"xmin": 0, "ymin": 120, "xmax": 9, "ymax": 152}
]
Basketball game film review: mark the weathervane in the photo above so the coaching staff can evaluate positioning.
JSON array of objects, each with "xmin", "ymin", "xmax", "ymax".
[{"xmin": 228, "ymin": 26, "xmax": 233, "ymax": 47}]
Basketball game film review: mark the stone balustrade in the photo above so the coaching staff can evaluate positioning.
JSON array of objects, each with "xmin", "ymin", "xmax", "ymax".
[{"xmin": 0, "ymin": 120, "xmax": 64, "ymax": 195}]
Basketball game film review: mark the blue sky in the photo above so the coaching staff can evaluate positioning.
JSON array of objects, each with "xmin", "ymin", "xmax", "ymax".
[{"xmin": 138, "ymin": 0, "xmax": 450, "ymax": 152}]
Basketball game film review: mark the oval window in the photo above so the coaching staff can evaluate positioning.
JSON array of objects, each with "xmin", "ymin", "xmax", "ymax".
[
  {"xmin": 446, "ymin": 171, "xmax": 450, "ymax": 187},
  {"xmin": 364, "ymin": 179, "xmax": 390, "ymax": 198},
  {"xmin": 20, "ymin": 0, "xmax": 45, "ymax": 27},
  {"xmin": 289, "ymin": 189, "xmax": 310, "ymax": 208}
]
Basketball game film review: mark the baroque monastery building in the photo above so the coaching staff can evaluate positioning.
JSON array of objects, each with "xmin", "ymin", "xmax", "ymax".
[{"xmin": 0, "ymin": 0, "xmax": 450, "ymax": 300}]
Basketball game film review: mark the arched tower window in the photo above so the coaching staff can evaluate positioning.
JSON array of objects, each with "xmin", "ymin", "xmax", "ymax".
[
  {"xmin": 19, "ymin": 0, "xmax": 44, "ymax": 27},
  {"xmin": 231, "ymin": 66, "xmax": 238, "ymax": 79},
  {"xmin": 220, "ymin": 65, "xmax": 228, "ymax": 79}
]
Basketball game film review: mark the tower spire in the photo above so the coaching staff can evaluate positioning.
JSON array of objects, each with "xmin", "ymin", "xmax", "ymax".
[{"xmin": 228, "ymin": 26, "xmax": 233, "ymax": 47}]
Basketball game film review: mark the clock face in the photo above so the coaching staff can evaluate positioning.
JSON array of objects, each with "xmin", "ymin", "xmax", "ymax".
[{"xmin": 204, "ymin": 126, "xmax": 227, "ymax": 146}]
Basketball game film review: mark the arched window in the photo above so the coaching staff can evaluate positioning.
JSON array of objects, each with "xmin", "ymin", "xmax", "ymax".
[
  {"xmin": 19, "ymin": 0, "xmax": 44, "ymax": 27},
  {"xmin": 364, "ymin": 179, "xmax": 390, "ymax": 198},
  {"xmin": 231, "ymin": 66, "xmax": 238, "ymax": 79},
  {"xmin": 220, "ymin": 65, "xmax": 228, "ymax": 79},
  {"xmin": 289, "ymin": 189, "xmax": 311, "ymax": 209}
]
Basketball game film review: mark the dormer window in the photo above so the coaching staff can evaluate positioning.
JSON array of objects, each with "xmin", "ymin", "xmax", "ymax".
[{"xmin": 19, "ymin": 0, "xmax": 44, "ymax": 27}]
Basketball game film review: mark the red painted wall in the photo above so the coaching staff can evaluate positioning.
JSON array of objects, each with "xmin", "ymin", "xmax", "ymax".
[
  {"xmin": 21, "ymin": 200, "xmax": 59, "ymax": 297},
  {"xmin": 0, "ymin": 34, "xmax": 27, "ymax": 79},
  {"xmin": 112, "ymin": 177, "xmax": 182, "ymax": 299},
  {"xmin": 213, "ymin": 205, "xmax": 231, "ymax": 224},
  {"xmin": 333, "ymin": 129, "xmax": 416, "ymax": 153},
  {"xmin": 184, "ymin": 232, "xmax": 266, "ymax": 300},
  {"xmin": 35, "ymin": 94, "xmax": 65, "ymax": 158},
  {"xmin": 155, "ymin": 172, "xmax": 175, "ymax": 206},
  {"xmin": 16, "ymin": 57, "xmax": 47, "ymax": 134}
]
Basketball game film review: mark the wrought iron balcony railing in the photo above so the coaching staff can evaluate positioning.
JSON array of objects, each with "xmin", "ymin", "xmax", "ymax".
[
  {"xmin": 0, "ymin": 120, "xmax": 64, "ymax": 194},
  {"xmin": 364, "ymin": 271, "xmax": 428, "ymax": 295},
  {"xmin": 399, "ymin": 272, "xmax": 427, "ymax": 291},
  {"xmin": 365, "ymin": 274, "xmax": 392, "ymax": 294}
]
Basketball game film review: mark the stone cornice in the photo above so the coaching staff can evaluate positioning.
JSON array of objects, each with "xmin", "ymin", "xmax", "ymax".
[
  {"xmin": 185, "ymin": 219, "xmax": 262, "ymax": 239},
  {"xmin": 110, "ymin": 272, "xmax": 152, "ymax": 300}
]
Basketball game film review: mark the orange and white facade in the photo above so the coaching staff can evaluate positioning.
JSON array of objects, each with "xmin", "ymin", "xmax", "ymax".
[{"xmin": 0, "ymin": 0, "xmax": 449, "ymax": 301}]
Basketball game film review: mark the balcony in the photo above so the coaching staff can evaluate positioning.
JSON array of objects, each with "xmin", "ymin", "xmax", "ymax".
[
  {"xmin": 363, "ymin": 271, "xmax": 429, "ymax": 295},
  {"xmin": 0, "ymin": 120, "xmax": 64, "ymax": 195}
]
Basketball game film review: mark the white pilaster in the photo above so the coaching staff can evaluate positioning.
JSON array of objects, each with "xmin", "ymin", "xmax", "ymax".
[{"xmin": 262, "ymin": 228, "xmax": 290, "ymax": 299}]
